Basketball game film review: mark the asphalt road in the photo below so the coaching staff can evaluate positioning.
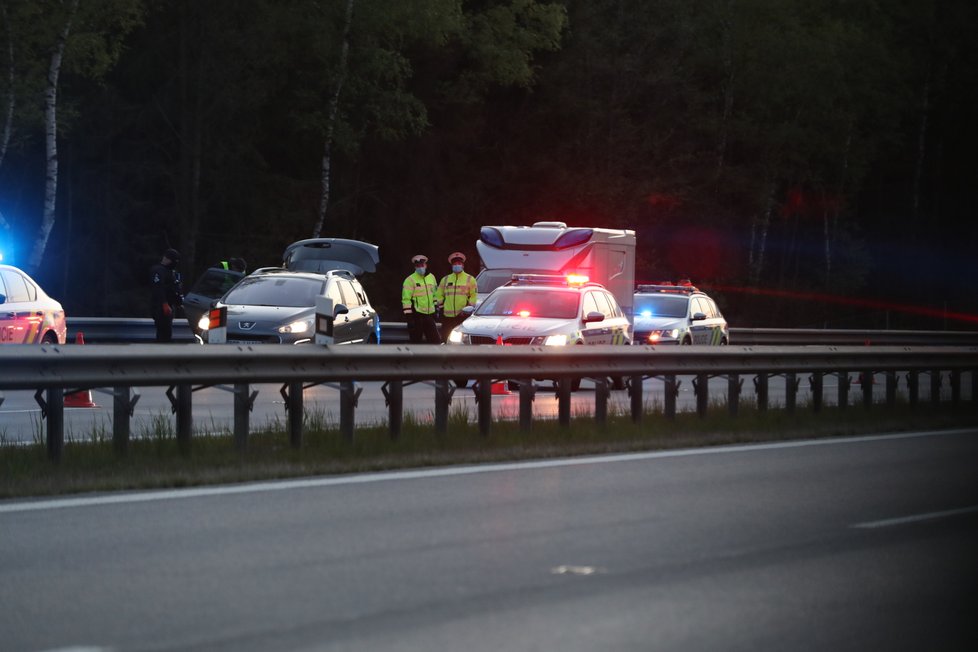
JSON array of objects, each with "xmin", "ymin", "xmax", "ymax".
[
  {"xmin": 1, "ymin": 372, "xmax": 961, "ymax": 444},
  {"xmin": 2, "ymin": 428, "xmax": 976, "ymax": 652}
]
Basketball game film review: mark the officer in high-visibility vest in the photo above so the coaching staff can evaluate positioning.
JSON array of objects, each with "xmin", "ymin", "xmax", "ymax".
[
  {"xmin": 211, "ymin": 257, "xmax": 247, "ymax": 273},
  {"xmin": 402, "ymin": 254, "xmax": 440, "ymax": 343},
  {"xmin": 435, "ymin": 251, "xmax": 478, "ymax": 342}
]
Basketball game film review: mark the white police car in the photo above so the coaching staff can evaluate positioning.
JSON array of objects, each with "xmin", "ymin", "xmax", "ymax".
[
  {"xmin": 447, "ymin": 274, "xmax": 632, "ymax": 389},
  {"xmin": 633, "ymin": 282, "xmax": 728, "ymax": 345},
  {"xmin": 0, "ymin": 264, "xmax": 67, "ymax": 345}
]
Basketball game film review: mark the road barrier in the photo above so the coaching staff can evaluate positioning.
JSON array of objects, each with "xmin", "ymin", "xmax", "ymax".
[
  {"xmin": 2, "ymin": 343, "xmax": 976, "ymax": 461},
  {"xmin": 64, "ymin": 317, "xmax": 978, "ymax": 346}
]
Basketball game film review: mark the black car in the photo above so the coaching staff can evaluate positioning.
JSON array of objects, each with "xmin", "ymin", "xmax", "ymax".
[{"xmin": 183, "ymin": 267, "xmax": 245, "ymax": 335}]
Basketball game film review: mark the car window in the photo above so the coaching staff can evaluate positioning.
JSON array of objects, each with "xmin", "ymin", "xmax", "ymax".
[
  {"xmin": 476, "ymin": 288, "xmax": 579, "ymax": 319},
  {"xmin": 603, "ymin": 291, "xmax": 623, "ymax": 318},
  {"xmin": 709, "ymin": 298, "xmax": 722, "ymax": 318},
  {"xmin": 582, "ymin": 292, "xmax": 600, "ymax": 317},
  {"xmin": 326, "ymin": 280, "xmax": 345, "ymax": 307},
  {"xmin": 190, "ymin": 270, "xmax": 242, "ymax": 299},
  {"xmin": 589, "ymin": 291, "xmax": 614, "ymax": 318},
  {"xmin": 634, "ymin": 294, "xmax": 689, "ymax": 318},
  {"xmin": 0, "ymin": 273, "xmax": 6, "ymax": 303},
  {"xmin": 0, "ymin": 270, "xmax": 31, "ymax": 303},
  {"xmin": 692, "ymin": 297, "xmax": 711, "ymax": 317},
  {"xmin": 223, "ymin": 276, "xmax": 325, "ymax": 308},
  {"xmin": 338, "ymin": 280, "xmax": 361, "ymax": 307}
]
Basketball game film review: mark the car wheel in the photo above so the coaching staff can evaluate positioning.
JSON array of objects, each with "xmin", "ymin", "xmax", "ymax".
[
  {"xmin": 719, "ymin": 338, "xmax": 728, "ymax": 345},
  {"xmin": 681, "ymin": 337, "xmax": 692, "ymax": 345},
  {"xmin": 42, "ymin": 332, "xmax": 59, "ymax": 345},
  {"xmin": 455, "ymin": 379, "xmax": 468, "ymax": 388},
  {"xmin": 611, "ymin": 375, "xmax": 626, "ymax": 390}
]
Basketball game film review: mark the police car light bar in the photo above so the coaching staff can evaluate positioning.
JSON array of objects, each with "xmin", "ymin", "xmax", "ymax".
[{"xmin": 636, "ymin": 283, "xmax": 699, "ymax": 294}]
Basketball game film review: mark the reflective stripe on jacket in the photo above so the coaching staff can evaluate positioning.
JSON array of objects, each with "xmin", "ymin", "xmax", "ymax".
[
  {"xmin": 435, "ymin": 272, "xmax": 477, "ymax": 317},
  {"xmin": 402, "ymin": 272, "xmax": 438, "ymax": 314}
]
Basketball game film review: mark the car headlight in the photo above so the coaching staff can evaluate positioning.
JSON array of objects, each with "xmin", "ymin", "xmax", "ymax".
[
  {"xmin": 197, "ymin": 315, "xmax": 210, "ymax": 331},
  {"xmin": 447, "ymin": 329, "xmax": 464, "ymax": 344},
  {"xmin": 647, "ymin": 329, "xmax": 679, "ymax": 343},
  {"xmin": 544, "ymin": 334, "xmax": 568, "ymax": 346},
  {"xmin": 278, "ymin": 319, "xmax": 311, "ymax": 334}
]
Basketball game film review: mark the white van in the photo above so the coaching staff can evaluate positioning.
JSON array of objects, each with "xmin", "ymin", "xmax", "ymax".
[{"xmin": 476, "ymin": 221, "xmax": 636, "ymax": 319}]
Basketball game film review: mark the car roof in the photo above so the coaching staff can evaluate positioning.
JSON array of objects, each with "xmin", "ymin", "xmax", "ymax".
[{"xmin": 248, "ymin": 267, "xmax": 355, "ymax": 282}]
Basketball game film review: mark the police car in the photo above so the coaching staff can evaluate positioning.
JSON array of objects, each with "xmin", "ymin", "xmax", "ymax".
[
  {"xmin": 0, "ymin": 264, "xmax": 67, "ymax": 345},
  {"xmin": 447, "ymin": 274, "xmax": 632, "ymax": 389},
  {"xmin": 633, "ymin": 282, "xmax": 728, "ymax": 346}
]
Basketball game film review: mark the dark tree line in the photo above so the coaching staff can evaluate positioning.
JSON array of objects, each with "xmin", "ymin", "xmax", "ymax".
[{"xmin": 1, "ymin": 0, "xmax": 975, "ymax": 328}]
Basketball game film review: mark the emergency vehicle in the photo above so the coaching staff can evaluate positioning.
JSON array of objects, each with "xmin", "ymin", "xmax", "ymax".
[
  {"xmin": 0, "ymin": 264, "xmax": 67, "ymax": 345},
  {"xmin": 475, "ymin": 222, "xmax": 636, "ymax": 320},
  {"xmin": 447, "ymin": 273, "xmax": 632, "ymax": 390},
  {"xmin": 633, "ymin": 282, "xmax": 728, "ymax": 345}
]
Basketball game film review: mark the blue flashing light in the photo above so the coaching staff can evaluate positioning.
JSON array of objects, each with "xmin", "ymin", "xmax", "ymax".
[
  {"xmin": 641, "ymin": 310, "xmax": 652, "ymax": 318},
  {"xmin": 553, "ymin": 228, "xmax": 593, "ymax": 250}
]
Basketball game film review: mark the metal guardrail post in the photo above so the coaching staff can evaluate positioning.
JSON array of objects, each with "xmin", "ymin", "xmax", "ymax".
[
  {"xmin": 693, "ymin": 374, "xmax": 708, "ymax": 417},
  {"xmin": 434, "ymin": 379, "xmax": 451, "ymax": 434},
  {"xmin": 837, "ymin": 371, "xmax": 850, "ymax": 409},
  {"xmin": 630, "ymin": 374, "xmax": 644, "ymax": 423},
  {"xmin": 810, "ymin": 373, "xmax": 823, "ymax": 412},
  {"xmin": 885, "ymin": 371, "xmax": 898, "ymax": 406},
  {"xmin": 594, "ymin": 378, "xmax": 609, "ymax": 427},
  {"xmin": 174, "ymin": 384, "xmax": 192, "ymax": 456},
  {"xmin": 754, "ymin": 373, "xmax": 768, "ymax": 411},
  {"xmin": 45, "ymin": 387, "xmax": 64, "ymax": 462},
  {"xmin": 907, "ymin": 371, "xmax": 919, "ymax": 407},
  {"xmin": 785, "ymin": 373, "xmax": 798, "ymax": 413},
  {"xmin": 284, "ymin": 381, "xmax": 303, "ymax": 447},
  {"xmin": 727, "ymin": 374, "xmax": 741, "ymax": 417},
  {"xmin": 233, "ymin": 383, "xmax": 253, "ymax": 451},
  {"xmin": 663, "ymin": 374, "xmax": 677, "ymax": 420},
  {"xmin": 113, "ymin": 386, "xmax": 130, "ymax": 455},
  {"xmin": 340, "ymin": 380, "xmax": 357, "ymax": 442},
  {"xmin": 518, "ymin": 379, "xmax": 534, "ymax": 431},
  {"xmin": 476, "ymin": 378, "xmax": 491, "ymax": 435},
  {"xmin": 383, "ymin": 380, "xmax": 403, "ymax": 440},
  {"xmin": 557, "ymin": 376, "xmax": 571, "ymax": 427},
  {"xmin": 930, "ymin": 370, "xmax": 941, "ymax": 405},
  {"xmin": 860, "ymin": 371, "xmax": 873, "ymax": 409}
]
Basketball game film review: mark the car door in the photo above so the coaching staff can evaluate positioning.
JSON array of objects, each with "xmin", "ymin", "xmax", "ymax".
[
  {"xmin": 689, "ymin": 296, "xmax": 713, "ymax": 344},
  {"xmin": 580, "ymin": 291, "xmax": 611, "ymax": 344},
  {"xmin": 0, "ymin": 269, "xmax": 39, "ymax": 344},
  {"xmin": 325, "ymin": 279, "xmax": 352, "ymax": 344},
  {"xmin": 337, "ymin": 279, "xmax": 371, "ymax": 343}
]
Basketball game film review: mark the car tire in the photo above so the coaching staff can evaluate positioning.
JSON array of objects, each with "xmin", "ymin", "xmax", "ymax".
[
  {"xmin": 681, "ymin": 337, "xmax": 692, "ymax": 345},
  {"xmin": 455, "ymin": 379, "xmax": 468, "ymax": 388},
  {"xmin": 611, "ymin": 375, "xmax": 626, "ymax": 390}
]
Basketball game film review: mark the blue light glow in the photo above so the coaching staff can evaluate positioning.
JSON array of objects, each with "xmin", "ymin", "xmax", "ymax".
[{"xmin": 641, "ymin": 310, "xmax": 652, "ymax": 317}]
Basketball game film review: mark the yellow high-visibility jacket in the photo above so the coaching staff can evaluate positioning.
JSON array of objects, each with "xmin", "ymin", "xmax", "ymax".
[
  {"xmin": 402, "ymin": 272, "xmax": 438, "ymax": 314},
  {"xmin": 435, "ymin": 272, "xmax": 478, "ymax": 318}
]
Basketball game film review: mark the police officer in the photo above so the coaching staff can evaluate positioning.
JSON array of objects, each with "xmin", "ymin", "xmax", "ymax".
[
  {"xmin": 435, "ymin": 251, "xmax": 478, "ymax": 342},
  {"xmin": 150, "ymin": 248, "xmax": 184, "ymax": 343},
  {"xmin": 401, "ymin": 254, "xmax": 440, "ymax": 344}
]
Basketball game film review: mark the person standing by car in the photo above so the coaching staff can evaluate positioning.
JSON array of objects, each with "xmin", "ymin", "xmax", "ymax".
[
  {"xmin": 435, "ymin": 251, "xmax": 477, "ymax": 342},
  {"xmin": 401, "ymin": 254, "xmax": 440, "ymax": 344},
  {"xmin": 150, "ymin": 248, "xmax": 184, "ymax": 342}
]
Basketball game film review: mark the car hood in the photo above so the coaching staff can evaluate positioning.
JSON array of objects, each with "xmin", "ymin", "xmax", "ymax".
[
  {"xmin": 633, "ymin": 316, "xmax": 686, "ymax": 330},
  {"xmin": 221, "ymin": 304, "xmax": 312, "ymax": 327},
  {"xmin": 283, "ymin": 238, "xmax": 379, "ymax": 275},
  {"xmin": 459, "ymin": 315, "xmax": 575, "ymax": 338}
]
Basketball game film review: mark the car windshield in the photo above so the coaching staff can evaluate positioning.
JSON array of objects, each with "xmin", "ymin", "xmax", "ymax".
[
  {"xmin": 190, "ymin": 270, "xmax": 243, "ymax": 299},
  {"xmin": 223, "ymin": 276, "xmax": 324, "ymax": 308},
  {"xmin": 475, "ymin": 288, "xmax": 579, "ymax": 319},
  {"xmin": 635, "ymin": 294, "xmax": 689, "ymax": 318}
]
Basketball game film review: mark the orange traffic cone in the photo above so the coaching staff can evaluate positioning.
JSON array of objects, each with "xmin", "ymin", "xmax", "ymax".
[
  {"xmin": 65, "ymin": 332, "xmax": 98, "ymax": 408},
  {"xmin": 491, "ymin": 381, "xmax": 512, "ymax": 395}
]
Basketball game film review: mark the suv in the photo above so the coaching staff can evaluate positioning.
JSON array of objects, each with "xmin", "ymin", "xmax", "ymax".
[
  {"xmin": 200, "ymin": 268, "xmax": 378, "ymax": 345},
  {"xmin": 446, "ymin": 274, "xmax": 632, "ymax": 389},
  {"xmin": 633, "ymin": 283, "xmax": 728, "ymax": 345}
]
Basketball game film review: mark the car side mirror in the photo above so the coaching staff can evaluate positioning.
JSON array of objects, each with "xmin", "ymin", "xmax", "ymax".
[
  {"xmin": 584, "ymin": 311, "xmax": 604, "ymax": 323},
  {"xmin": 692, "ymin": 312, "xmax": 707, "ymax": 321},
  {"xmin": 334, "ymin": 304, "xmax": 349, "ymax": 317},
  {"xmin": 461, "ymin": 305, "xmax": 475, "ymax": 315}
]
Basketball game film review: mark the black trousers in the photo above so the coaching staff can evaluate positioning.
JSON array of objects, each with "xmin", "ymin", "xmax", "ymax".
[
  {"xmin": 408, "ymin": 312, "xmax": 441, "ymax": 344},
  {"xmin": 153, "ymin": 313, "xmax": 174, "ymax": 343}
]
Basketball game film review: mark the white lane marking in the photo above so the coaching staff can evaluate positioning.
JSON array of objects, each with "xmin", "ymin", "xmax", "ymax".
[
  {"xmin": 851, "ymin": 505, "xmax": 978, "ymax": 529},
  {"xmin": 551, "ymin": 565, "xmax": 602, "ymax": 576},
  {"xmin": 1, "ymin": 428, "xmax": 974, "ymax": 515}
]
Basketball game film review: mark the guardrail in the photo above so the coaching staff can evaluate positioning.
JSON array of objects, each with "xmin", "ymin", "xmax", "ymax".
[
  {"xmin": 64, "ymin": 317, "xmax": 978, "ymax": 346},
  {"xmin": 2, "ymin": 343, "xmax": 976, "ymax": 462}
]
